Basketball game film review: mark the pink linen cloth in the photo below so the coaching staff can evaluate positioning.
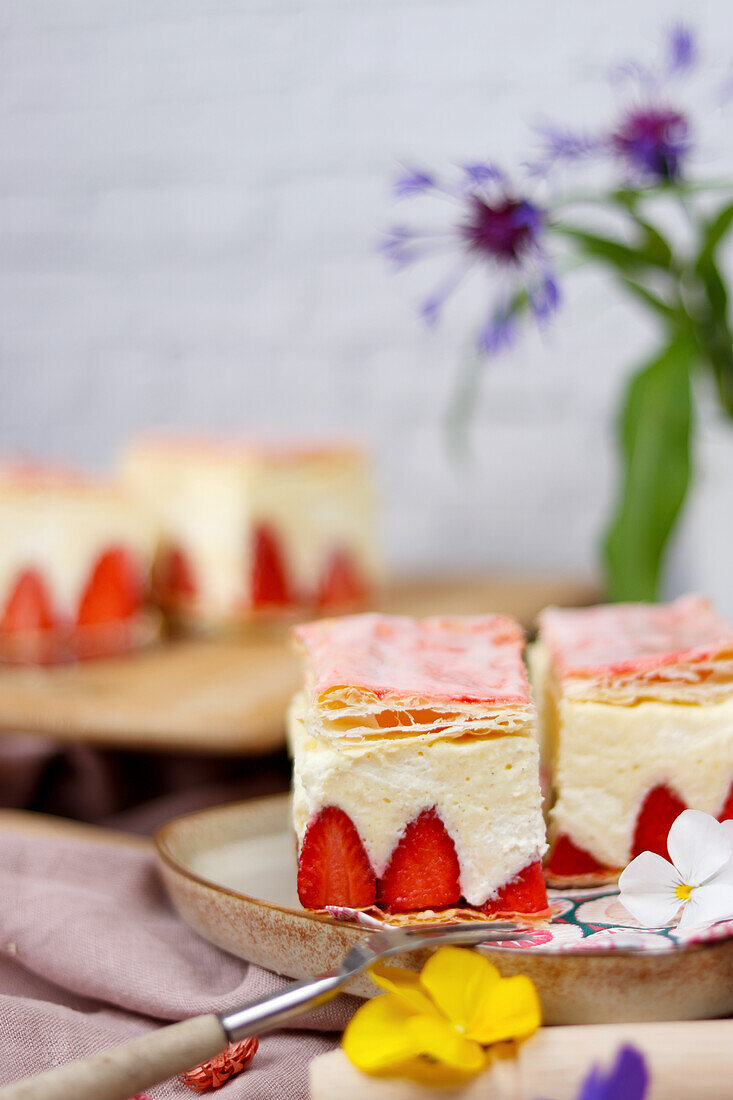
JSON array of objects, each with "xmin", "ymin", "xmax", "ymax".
[{"xmin": 0, "ymin": 829, "xmax": 356, "ymax": 1099}]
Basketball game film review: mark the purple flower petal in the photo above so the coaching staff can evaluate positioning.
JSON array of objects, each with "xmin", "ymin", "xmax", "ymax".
[
  {"xmin": 420, "ymin": 296, "xmax": 442, "ymax": 326},
  {"xmin": 668, "ymin": 23, "xmax": 696, "ymax": 74},
  {"xmin": 530, "ymin": 271, "xmax": 561, "ymax": 320},
  {"xmin": 393, "ymin": 167, "xmax": 436, "ymax": 198},
  {"xmin": 420, "ymin": 263, "xmax": 471, "ymax": 326},
  {"xmin": 379, "ymin": 225, "xmax": 456, "ymax": 268},
  {"xmin": 462, "ymin": 196, "xmax": 543, "ymax": 262},
  {"xmin": 381, "ymin": 162, "xmax": 556, "ymax": 361},
  {"xmin": 477, "ymin": 303, "xmax": 516, "ymax": 355},
  {"xmin": 575, "ymin": 1065, "xmax": 606, "ymax": 1100},
  {"xmin": 511, "ymin": 200, "xmax": 544, "ymax": 234},
  {"xmin": 536, "ymin": 26, "xmax": 701, "ymax": 186},
  {"xmin": 532, "ymin": 123, "xmax": 601, "ymax": 168},
  {"xmin": 576, "ymin": 1045, "xmax": 649, "ymax": 1100},
  {"xmin": 379, "ymin": 226, "xmax": 421, "ymax": 266},
  {"xmin": 460, "ymin": 162, "xmax": 504, "ymax": 187},
  {"xmin": 610, "ymin": 106, "xmax": 690, "ymax": 182}
]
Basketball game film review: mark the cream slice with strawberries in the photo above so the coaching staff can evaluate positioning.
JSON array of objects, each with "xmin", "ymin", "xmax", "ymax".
[
  {"xmin": 290, "ymin": 613, "xmax": 548, "ymax": 916},
  {"xmin": 0, "ymin": 464, "xmax": 157, "ymax": 662},
  {"xmin": 533, "ymin": 595, "xmax": 733, "ymax": 882},
  {"xmin": 120, "ymin": 437, "xmax": 381, "ymax": 628}
]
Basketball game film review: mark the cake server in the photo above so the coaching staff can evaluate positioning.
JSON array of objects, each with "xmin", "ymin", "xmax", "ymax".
[{"xmin": 0, "ymin": 920, "xmax": 523, "ymax": 1100}]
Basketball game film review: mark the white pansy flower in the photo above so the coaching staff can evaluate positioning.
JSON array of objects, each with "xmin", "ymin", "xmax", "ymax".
[{"xmin": 619, "ymin": 809, "xmax": 733, "ymax": 933}]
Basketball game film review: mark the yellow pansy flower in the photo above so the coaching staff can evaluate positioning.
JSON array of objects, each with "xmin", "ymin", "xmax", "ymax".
[{"xmin": 342, "ymin": 946, "xmax": 541, "ymax": 1086}]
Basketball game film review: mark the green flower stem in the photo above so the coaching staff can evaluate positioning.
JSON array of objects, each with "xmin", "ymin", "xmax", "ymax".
[
  {"xmin": 549, "ymin": 187, "xmax": 733, "ymax": 600},
  {"xmin": 603, "ymin": 333, "xmax": 696, "ymax": 602}
]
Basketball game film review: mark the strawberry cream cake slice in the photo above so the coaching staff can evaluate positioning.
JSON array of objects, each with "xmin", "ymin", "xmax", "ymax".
[
  {"xmin": 0, "ymin": 463, "xmax": 158, "ymax": 663},
  {"xmin": 290, "ymin": 613, "xmax": 548, "ymax": 918},
  {"xmin": 120, "ymin": 437, "xmax": 380, "ymax": 629},
  {"xmin": 534, "ymin": 595, "xmax": 733, "ymax": 883}
]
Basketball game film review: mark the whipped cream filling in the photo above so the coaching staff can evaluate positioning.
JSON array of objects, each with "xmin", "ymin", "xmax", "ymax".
[
  {"xmin": 0, "ymin": 489, "xmax": 155, "ymax": 619},
  {"xmin": 549, "ymin": 695, "xmax": 733, "ymax": 867},
  {"xmin": 290, "ymin": 697, "xmax": 546, "ymax": 907},
  {"xmin": 122, "ymin": 448, "xmax": 381, "ymax": 616}
]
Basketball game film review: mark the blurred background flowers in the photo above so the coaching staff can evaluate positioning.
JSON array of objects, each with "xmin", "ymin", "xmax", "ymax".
[
  {"xmin": 384, "ymin": 24, "xmax": 733, "ymax": 605},
  {"xmin": 3, "ymin": 3, "xmax": 733, "ymax": 605}
]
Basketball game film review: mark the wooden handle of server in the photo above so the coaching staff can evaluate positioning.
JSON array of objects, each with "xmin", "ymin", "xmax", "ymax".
[
  {"xmin": 310, "ymin": 1019, "xmax": 733, "ymax": 1099},
  {"xmin": 0, "ymin": 1013, "xmax": 227, "ymax": 1100}
]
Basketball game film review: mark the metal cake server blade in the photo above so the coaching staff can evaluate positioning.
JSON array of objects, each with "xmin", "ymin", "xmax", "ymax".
[{"xmin": 221, "ymin": 920, "xmax": 522, "ymax": 1039}]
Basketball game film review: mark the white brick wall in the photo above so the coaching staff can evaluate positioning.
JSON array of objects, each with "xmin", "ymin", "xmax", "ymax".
[{"xmin": 2, "ymin": 1, "xmax": 732, "ymax": 579}]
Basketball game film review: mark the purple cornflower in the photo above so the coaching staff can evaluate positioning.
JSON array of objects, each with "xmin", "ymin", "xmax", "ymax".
[
  {"xmin": 539, "ymin": 1045, "xmax": 648, "ymax": 1100},
  {"xmin": 610, "ymin": 107, "xmax": 689, "ymax": 182},
  {"xmin": 381, "ymin": 163, "xmax": 559, "ymax": 356},
  {"xmin": 535, "ymin": 24, "xmax": 697, "ymax": 184},
  {"xmin": 461, "ymin": 195, "xmax": 541, "ymax": 260}
]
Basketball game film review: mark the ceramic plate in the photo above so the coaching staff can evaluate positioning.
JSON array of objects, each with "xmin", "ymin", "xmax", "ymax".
[{"xmin": 155, "ymin": 794, "xmax": 733, "ymax": 1025}]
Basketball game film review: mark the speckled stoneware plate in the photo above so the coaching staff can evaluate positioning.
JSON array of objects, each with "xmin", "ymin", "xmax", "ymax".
[{"xmin": 155, "ymin": 794, "xmax": 733, "ymax": 1025}]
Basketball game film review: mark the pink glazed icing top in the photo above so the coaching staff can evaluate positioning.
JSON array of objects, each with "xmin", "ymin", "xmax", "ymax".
[{"xmin": 294, "ymin": 613, "xmax": 530, "ymax": 706}]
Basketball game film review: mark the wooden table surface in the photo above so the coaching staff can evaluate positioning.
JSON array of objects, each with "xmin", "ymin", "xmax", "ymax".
[{"xmin": 0, "ymin": 808, "xmax": 149, "ymax": 848}]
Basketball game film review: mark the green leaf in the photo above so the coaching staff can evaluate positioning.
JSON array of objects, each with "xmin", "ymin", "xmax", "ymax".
[
  {"xmin": 555, "ymin": 225, "xmax": 674, "ymax": 276},
  {"xmin": 610, "ymin": 188, "xmax": 642, "ymax": 209},
  {"xmin": 704, "ymin": 322, "xmax": 733, "ymax": 418},
  {"xmin": 686, "ymin": 201, "xmax": 733, "ymax": 414},
  {"xmin": 603, "ymin": 334, "xmax": 695, "ymax": 601},
  {"xmin": 617, "ymin": 277, "xmax": 680, "ymax": 322},
  {"xmin": 696, "ymin": 253, "xmax": 728, "ymax": 317},
  {"xmin": 634, "ymin": 218, "xmax": 674, "ymax": 270},
  {"xmin": 555, "ymin": 227, "xmax": 648, "ymax": 272},
  {"xmin": 697, "ymin": 201, "xmax": 733, "ymax": 261},
  {"xmin": 693, "ymin": 200, "xmax": 733, "ymax": 317}
]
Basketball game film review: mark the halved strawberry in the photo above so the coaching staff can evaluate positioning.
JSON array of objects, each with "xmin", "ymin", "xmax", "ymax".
[
  {"xmin": 1, "ymin": 570, "xmax": 56, "ymax": 632},
  {"xmin": 378, "ymin": 808, "xmax": 461, "ymax": 913},
  {"xmin": 719, "ymin": 783, "xmax": 733, "ymax": 822},
  {"xmin": 77, "ymin": 547, "xmax": 143, "ymax": 626},
  {"xmin": 482, "ymin": 860, "xmax": 548, "ymax": 916},
  {"xmin": 546, "ymin": 834, "xmax": 608, "ymax": 877},
  {"xmin": 156, "ymin": 545, "xmax": 197, "ymax": 600},
  {"xmin": 251, "ymin": 525, "xmax": 291, "ymax": 607},
  {"xmin": 318, "ymin": 549, "xmax": 368, "ymax": 608},
  {"xmin": 297, "ymin": 806, "xmax": 376, "ymax": 909},
  {"xmin": 631, "ymin": 785, "xmax": 686, "ymax": 859}
]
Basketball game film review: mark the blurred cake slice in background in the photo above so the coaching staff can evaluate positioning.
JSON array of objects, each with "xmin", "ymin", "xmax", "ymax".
[
  {"xmin": 534, "ymin": 594, "xmax": 733, "ymax": 884},
  {"xmin": 0, "ymin": 463, "xmax": 159, "ymax": 664},
  {"xmin": 120, "ymin": 436, "xmax": 381, "ymax": 630}
]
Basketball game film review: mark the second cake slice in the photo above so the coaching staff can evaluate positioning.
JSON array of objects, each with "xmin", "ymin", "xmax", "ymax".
[
  {"xmin": 290, "ymin": 613, "xmax": 548, "ymax": 917},
  {"xmin": 534, "ymin": 594, "xmax": 733, "ymax": 883}
]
